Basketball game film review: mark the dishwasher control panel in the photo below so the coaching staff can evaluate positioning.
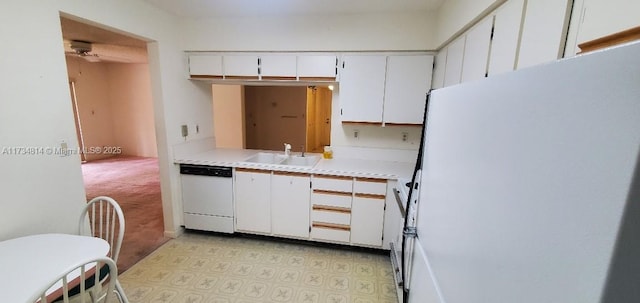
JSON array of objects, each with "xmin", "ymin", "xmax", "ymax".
[{"xmin": 179, "ymin": 164, "xmax": 232, "ymax": 178}]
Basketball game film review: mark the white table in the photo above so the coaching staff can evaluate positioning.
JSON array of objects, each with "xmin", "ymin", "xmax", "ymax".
[{"xmin": 0, "ymin": 233, "xmax": 110, "ymax": 303}]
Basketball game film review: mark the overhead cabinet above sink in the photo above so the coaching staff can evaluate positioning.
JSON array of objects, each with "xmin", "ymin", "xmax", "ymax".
[
  {"xmin": 339, "ymin": 53, "xmax": 434, "ymax": 125},
  {"xmin": 187, "ymin": 53, "xmax": 338, "ymax": 82}
]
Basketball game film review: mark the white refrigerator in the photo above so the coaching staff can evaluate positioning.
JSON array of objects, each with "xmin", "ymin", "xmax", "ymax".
[{"xmin": 405, "ymin": 41, "xmax": 640, "ymax": 303}]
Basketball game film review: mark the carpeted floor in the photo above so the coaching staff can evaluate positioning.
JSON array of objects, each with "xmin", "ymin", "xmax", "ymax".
[{"xmin": 81, "ymin": 156, "xmax": 169, "ymax": 273}]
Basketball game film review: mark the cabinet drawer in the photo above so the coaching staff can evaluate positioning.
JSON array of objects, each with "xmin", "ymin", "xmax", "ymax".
[
  {"xmin": 313, "ymin": 175, "xmax": 353, "ymax": 192},
  {"xmin": 354, "ymin": 178, "xmax": 387, "ymax": 195},
  {"xmin": 311, "ymin": 223, "xmax": 350, "ymax": 243},
  {"xmin": 311, "ymin": 191, "xmax": 352, "ymax": 208},
  {"xmin": 311, "ymin": 206, "xmax": 351, "ymax": 225}
]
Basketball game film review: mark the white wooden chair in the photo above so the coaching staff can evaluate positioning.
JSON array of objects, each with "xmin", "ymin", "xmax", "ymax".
[
  {"xmin": 35, "ymin": 256, "xmax": 117, "ymax": 303},
  {"xmin": 79, "ymin": 196, "xmax": 128, "ymax": 303}
]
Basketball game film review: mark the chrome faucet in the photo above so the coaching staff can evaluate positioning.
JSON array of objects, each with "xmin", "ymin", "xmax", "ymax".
[{"xmin": 284, "ymin": 143, "xmax": 291, "ymax": 156}]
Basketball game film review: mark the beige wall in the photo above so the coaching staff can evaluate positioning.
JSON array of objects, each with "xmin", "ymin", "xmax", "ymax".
[
  {"xmin": 434, "ymin": 0, "xmax": 504, "ymax": 47},
  {"xmin": 244, "ymin": 86, "xmax": 307, "ymax": 151},
  {"xmin": 66, "ymin": 57, "xmax": 117, "ymax": 161},
  {"xmin": 181, "ymin": 11, "xmax": 438, "ymax": 51},
  {"xmin": 65, "ymin": 58, "xmax": 157, "ymax": 160},
  {"xmin": 1, "ymin": 0, "xmax": 212, "ymax": 239},
  {"xmin": 107, "ymin": 63, "xmax": 157, "ymax": 157},
  {"xmin": 212, "ymin": 85, "xmax": 244, "ymax": 149}
]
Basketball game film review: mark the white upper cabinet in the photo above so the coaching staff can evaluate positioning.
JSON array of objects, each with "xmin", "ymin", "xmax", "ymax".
[
  {"xmin": 435, "ymin": 0, "xmax": 571, "ymax": 88},
  {"xmin": 260, "ymin": 55, "xmax": 297, "ymax": 80},
  {"xmin": 443, "ymin": 37, "xmax": 466, "ymax": 87},
  {"xmin": 297, "ymin": 55, "xmax": 337, "ymax": 80},
  {"xmin": 189, "ymin": 55, "xmax": 223, "ymax": 77},
  {"xmin": 516, "ymin": 0, "xmax": 572, "ymax": 69},
  {"xmin": 339, "ymin": 55, "xmax": 387, "ymax": 123},
  {"xmin": 224, "ymin": 55, "xmax": 259, "ymax": 78},
  {"xmin": 432, "ymin": 48, "xmax": 447, "ymax": 89},
  {"xmin": 488, "ymin": 0, "xmax": 526, "ymax": 76},
  {"xmin": 383, "ymin": 55, "xmax": 433, "ymax": 124},
  {"xmin": 461, "ymin": 16, "xmax": 494, "ymax": 83}
]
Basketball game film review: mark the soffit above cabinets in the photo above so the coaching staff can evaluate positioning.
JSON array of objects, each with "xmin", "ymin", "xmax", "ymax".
[{"xmin": 143, "ymin": 0, "xmax": 446, "ymax": 18}]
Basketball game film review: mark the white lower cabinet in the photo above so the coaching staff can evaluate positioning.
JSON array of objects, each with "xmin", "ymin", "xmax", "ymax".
[
  {"xmin": 310, "ymin": 175, "xmax": 354, "ymax": 244},
  {"xmin": 351, "ymin": 178, "xmax": 387, "ymax": 247},
  {"xmin": 234, "ymin": 169, "xmax": 390, "ymax": 248},
  {"xmin": 235, "ymin": 169, "xmax": 271, "ymax": 234},
  {"xmin": 271, "ymin": 172, "xmax": 311, "ymax": 238},
  {"xmin": 351, "ymin": 194, "xmax": 386, "ymax": 247}
]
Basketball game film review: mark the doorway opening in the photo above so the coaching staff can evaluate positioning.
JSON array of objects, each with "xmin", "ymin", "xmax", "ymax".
[
  {"xmin": 213, "ymin": 84, "xmax": 332, "ymax": 153},
  {"xmin": 60, "ymin": 16, "xmax": 168, "ymax": 273}
]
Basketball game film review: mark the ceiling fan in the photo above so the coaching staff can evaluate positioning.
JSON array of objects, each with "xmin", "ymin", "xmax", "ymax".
[
  {"xmin": 64, "ymin": 39, "xmax": 148, "ymax": 63},
  {"xmin": 67, "ymin": 40, "xmax": 101, "ymax": 62}
]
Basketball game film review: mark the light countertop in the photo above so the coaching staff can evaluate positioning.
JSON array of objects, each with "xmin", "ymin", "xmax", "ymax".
[{"xmin": 174, "ymin": 148, "xmax": 415, "ymax": 180}]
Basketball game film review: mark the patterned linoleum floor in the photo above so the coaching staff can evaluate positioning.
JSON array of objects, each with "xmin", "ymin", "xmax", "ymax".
[{"xmin": 116, "ymin": 232, "xmax": 399, "ymax": 303}]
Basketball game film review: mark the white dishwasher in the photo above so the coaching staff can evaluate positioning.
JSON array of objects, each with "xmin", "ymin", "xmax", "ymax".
[{"xmin": 180, "ymin": 164, "xmax": 234, "ymax": 233}]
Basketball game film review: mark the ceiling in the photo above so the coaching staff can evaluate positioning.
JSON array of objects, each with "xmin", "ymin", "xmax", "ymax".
[
  {"xmin": 60, "ymin": 17, "xmax": 148, "ymax": 63},
  {"xmin": 59, "ymin": 1, "xmax": 446, "ymax": 63},
  {"xmin": 143, "ymin": 0, "xmax": 446, "ymax": 18}
]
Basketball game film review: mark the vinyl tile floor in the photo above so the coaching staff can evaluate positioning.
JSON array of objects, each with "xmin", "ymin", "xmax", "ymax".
[{"xmin": 115, "ymin": 232, "xmax": 399, "ymax": 303}]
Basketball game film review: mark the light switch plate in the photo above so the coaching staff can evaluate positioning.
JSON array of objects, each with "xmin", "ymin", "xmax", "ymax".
[{"xmin": 181, "ymin": 125, "xmax": 188, "ymax": 137}]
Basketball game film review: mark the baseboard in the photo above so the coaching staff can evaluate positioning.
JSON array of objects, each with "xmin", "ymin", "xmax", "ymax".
[{"xmin": 164, "ymin": 226, "xmax": 185, "ymax": 238}]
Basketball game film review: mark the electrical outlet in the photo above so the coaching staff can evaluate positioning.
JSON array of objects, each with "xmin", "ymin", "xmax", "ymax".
[
  {"xmin": 354, "ymin": 130, "xmax": 359, "ymax": 139},
  {"xmin": 402, "ymin": 132, "xmax": 408, "ymax": 142},
  {"xmin": 181, "ymin": 125, "xmax": 188, "ymax": 137}
]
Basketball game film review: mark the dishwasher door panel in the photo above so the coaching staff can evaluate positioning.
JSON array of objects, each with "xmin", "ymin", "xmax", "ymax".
[{"xmin": 181, "ymin": 174, "xmax": 233, "ymax": 217}]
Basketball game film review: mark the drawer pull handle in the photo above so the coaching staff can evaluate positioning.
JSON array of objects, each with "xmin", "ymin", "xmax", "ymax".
[
  {"xmin": 313, "ymin": 189, "xmax": 352, "ymax": 197},
  {"xmin": 354, "ymin": 193, "xmax": 386, "ymax": 199},
  {"xmin": 312, "ymin": 222, "xmax": 350, "ymax": 231},
  {"xmin": 312, "ymin": 205, "xmax": 351, "ymax": 213}
]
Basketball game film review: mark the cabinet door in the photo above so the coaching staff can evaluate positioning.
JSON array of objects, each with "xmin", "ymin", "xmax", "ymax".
[
  {"xmin": 189, "ymin": 55, "xmax": 223, "ymax": 77},
  {"xmin": 517, "ymin": 0, "xmax": 572, "ymax": 69},
  {"xmin": 297, "ymin": 55, "xmax": 337, "ymax": 80},
  {"xmin": 461, "ymin": 16, "xmax": 494, "ymax": 83},
  {"xmin": 224, "ymin": 55, "xmax": 259, "ymax": 79},
  {"xmin": 339, "ymin": 55, "xmax": 387, "ymax": 123},
  {"xmin": 443, "ymin": 37, "xmax": 466, "ymax": 87},
  {"xmin": 488, "ymin": 0, "xmax": 526, "ymax": 76},
  {"xmin": 432, "ymin": 48, "xmax": 447, "ymax": 89},
  {"xmin": 235, "ymin": 170, "xmax": 271, "ymax": 233},
  {"xmin": 351, "ymin": 194, "xmax": 386, "ymax": 247},
  {"xmin": 383, "ymin": 55, "xmax": 433, "ymax": 124},
  {"xmin": 271, "ymin": 173, "xmax": 311, "ymax": 238},
  {"xmin": 260, "ymin": 55, "xmax": 297, "ymax": 80}
]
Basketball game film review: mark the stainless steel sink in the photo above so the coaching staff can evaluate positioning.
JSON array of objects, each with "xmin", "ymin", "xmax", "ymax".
[
  {"xmin": 242, "ymin": 153, "xmax": 320, "ymax": 167},
  {"xmin": 243, "ymin": 152, "xmax": 287, "ymax": 164},
  {"xmin": 279, "ymin": 155, "xmax": 320, "ymax": 167}
]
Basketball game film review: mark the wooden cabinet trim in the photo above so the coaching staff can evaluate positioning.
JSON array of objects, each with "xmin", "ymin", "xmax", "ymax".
[
  {"xmin": 341, "ymin": 121, "xmax": 383, "ymax": 126},
  {"xmin": 298, "ymin": 76, "xmax": 336, "ymax": 81},
  {"xmin": 236, "ymin": 168, "xmax": 271, "ymax": 174},
  {"xmin": 273, "ymin": 171, "xmax": 310, "ymax": 177},
  {"xmin": 224, "ymin": 75, "xmax": 259, "ymax": 80},
  {"xmin": 313, "ymin": 189, "xmax": 352, "ymax": 197},
  {"xmin": 355, "ymin": 177, "xmax": 387, "ymax": 183},
  {"xmin": 190, "ymin": 75, "xmax": 223, "ymax": 79},
  {"xmin": 314, "ymin": 175, "xmax": 353, "ymax": 181},
  {"xmin": 354, "ymin": 193, "xmax": 386, "ymax": 200},
  {"xmin": 312, "ymin": 222, "xmax": 351, "ymax": 231},
  {"xmin": 578, "ymin": 26, "xmax": 640, "ymax": 54},
  {"xmin": 261, "ymin": 76, "xmax": 297, "ymax": 81},
  {"xmin": 312, "ymin": 205, "xmax": 351, "ymax": 213}
]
